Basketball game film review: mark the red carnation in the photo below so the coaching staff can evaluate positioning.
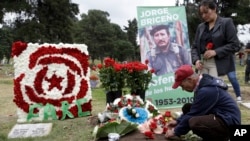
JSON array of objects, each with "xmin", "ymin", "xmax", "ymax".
[{"xmin": 97, "ymin": 64, "xmax": 102, "ymax": 69}]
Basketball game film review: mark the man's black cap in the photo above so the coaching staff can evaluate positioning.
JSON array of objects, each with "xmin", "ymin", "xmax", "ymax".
[{"xmin": 150, "ymin": 25, "xmax": 169, "ymax": 36}]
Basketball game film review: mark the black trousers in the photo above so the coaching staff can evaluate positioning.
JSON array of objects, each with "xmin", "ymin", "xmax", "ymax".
[
  {"xmin": 245, "ymin": 59, "xmax": 250, "ymax": 83},
  {"xmin": 189, "ymin": 114, "xmax": 229, "ymax": 141}
]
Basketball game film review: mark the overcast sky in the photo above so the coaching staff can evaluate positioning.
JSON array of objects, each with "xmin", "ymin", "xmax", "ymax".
[
  {"xmin": 72, "ymin": 0, "xmax": 178, "ymax": 27},
  {"xmin": 1, "ymin": 0, "xmax": 179, "ymax": 28}
]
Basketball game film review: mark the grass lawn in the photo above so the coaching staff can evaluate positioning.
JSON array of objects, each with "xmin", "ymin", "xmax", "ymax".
[{"xmin": 0, "ymin": 60, "xmax": 249, "ymax": 141}]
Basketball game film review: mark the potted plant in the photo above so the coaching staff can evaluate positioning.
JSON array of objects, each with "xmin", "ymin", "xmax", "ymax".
[
  {"xmin": 97, "ymin": 57, "xmax": 126, "ymax": 103},
  {"xmin": 89, "ymin": 74, "xmax": 99, "ymax": 88},
  {"xmin": 97, "ymin": 57, "xmax": 154, "ymax": 103},
  {"xmin": 123, "ymin": 60, "xmax": 154, "ymax": 101}
]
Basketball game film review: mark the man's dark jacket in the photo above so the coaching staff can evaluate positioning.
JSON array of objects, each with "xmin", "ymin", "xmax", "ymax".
[{"xmin": 174, "ymin": 74, "xmax": 241, "ymax": 136}]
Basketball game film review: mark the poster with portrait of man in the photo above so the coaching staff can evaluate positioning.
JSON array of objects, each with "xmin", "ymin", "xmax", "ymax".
[{"xmin": 137, "ymin": 6, "xmax": 192, "ymax": 109}]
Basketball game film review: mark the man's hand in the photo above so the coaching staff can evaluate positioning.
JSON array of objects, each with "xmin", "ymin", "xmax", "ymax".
[
  {"xmin": 167, "ymin": 120, "xmax": 177, "ymax": 128},
  {"xmin": 165, "ymin": 128, "xmax": 176, "ymax": 138},
  {"xmin": 195, "ymin": 60, "xmax": 203, "ymax": 70}
]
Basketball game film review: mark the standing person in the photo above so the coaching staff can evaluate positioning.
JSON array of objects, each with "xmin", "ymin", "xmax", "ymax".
[
  {"xmin": 165, "ymin": 65, "xmax": 241, "ymax": 141},
  {"xmin": 146, "ymin": 24, "xmax": 191, "ymax": 76},
  {"xmin": 191, "ymin": 0, "xmax": 242, "ymax": 101},
  {"xmin": 192, "ymin": 0, "xmax": 241, "ymax": 76},
  {"xmin": 236, "ymin": 51, "xmax": 245, "ymax": 66},
  {"xmin": 245, "ymin": 43, "xmax": 250, "ymax": 84},
  {"xmin": 227, "ymin": 70, "xmax": 242, "ymax": 101}
]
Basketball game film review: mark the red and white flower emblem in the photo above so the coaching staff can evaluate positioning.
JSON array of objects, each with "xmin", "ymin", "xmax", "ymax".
[{"xmin": 12, "ymin": 42, "xmax": 92, "ymax": 122}]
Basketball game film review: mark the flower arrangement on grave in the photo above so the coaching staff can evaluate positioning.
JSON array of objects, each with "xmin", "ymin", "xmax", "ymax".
[
  {"xmin": 93, "ymin": 94, "xmax": 160, "ymax": 140},
  {"xmin": 97, "ymin": 57, "xmax": 154, "ymax": 102},
  {"xmin": 92, "ymin": 119, "xmax": 138, "ymax": 140},
  {"xmin": 138, "ymin": 111, "xmax": 174, "ymax": 139},
  {"xmin": 106, "ymin": 94, "xmax": 160, "ymax": 124},
  {"xmin": 124, "ymin": 60, "xmax": 155, "ymax": 93},
  {"xmin": 12, "ymin": 41, "xmax": 92, "ymax": 122},
  {"xmin": 97, "ymin": 57, "xmax": 126, "ymax": 91},
  {"xmin": 97, "ymin": 57, "xmax": 154, "ymax": 92}
]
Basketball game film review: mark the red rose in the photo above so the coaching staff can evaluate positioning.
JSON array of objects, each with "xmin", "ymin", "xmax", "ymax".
[
  {"xmin": 149, "ymin": 121, "xmax": 157, "ymax": 129},
  {"xmin": 144, "ymin": 131, "xmax": 154, "ymax": 139},
  {"xmin": 206, "ymin": 42, "xmax": 214, "ymax": 50},
  {"xmin": 165, "ymin": 111, "xmax": 171, "ymax": 117}
]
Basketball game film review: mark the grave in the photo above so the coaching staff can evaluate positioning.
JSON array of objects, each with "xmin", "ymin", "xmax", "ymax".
[
  {"xmin": 241, "ymin": 102, "xmax": 250, "ymax": 109},
  {"xmin": 8, "ymin": 123, "xmax": 52, "ymax": 138}
]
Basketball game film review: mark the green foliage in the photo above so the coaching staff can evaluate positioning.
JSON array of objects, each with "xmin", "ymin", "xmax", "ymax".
[
  {"xmin": 0, "ymin": 27, "xmax": 13, "ymax": 62},
  {"xmin": 98, "ymin": 64, "xmax": 126, "ymax": 91},
  {"xmin": 97, "ymin": 58, "xmax": 153, "ymax": 93},
  {"xmin": 124, "ymin": 18, "xmax": 139, "ymax": 60},
  {"xmin": 113, "ymin": 40, "xmax": 134, "ymax": 62},
  {"xmin": 180, "ymin": 0, "xmax": 250, "ymax": 43},
  {"xmin": 94, "ymin": 121, "xmax": 138, "ymax": 140},
  {"xmin": 1, "ymin": 1, "xmax": 138, "ymax": 62},
  {"xmin": 1, "ymin": 0, "xmax": 79, "ymax": 43}
]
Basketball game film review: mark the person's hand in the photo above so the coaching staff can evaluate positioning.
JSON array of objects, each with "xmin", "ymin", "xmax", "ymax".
[
  {"xmin": 167, "ymin": 120, "xmax": 177, "ymax": 128},
  {"xmin": 195, "ymin": 60, "xmax": 203, "ymax": 70},
  {"xmin": 204, "ymin": 50, "xmax": 216, "ymax": 59},
  {"xmin": 165, "ymin": 128, "xmax": 175, "ymax": 138}
]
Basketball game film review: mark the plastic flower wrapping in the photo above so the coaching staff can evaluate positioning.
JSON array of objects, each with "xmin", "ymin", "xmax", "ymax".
[
  {"xmin": 138, "ymin": 111, "xmax": 174, "ymax": 139},
  {"xmin": 93, "ymin": 94, "xmax": 160, "ymax": 140},
  {"xmin": 107, "ymin": 94, "xmax": 160, "ymax": 123}
]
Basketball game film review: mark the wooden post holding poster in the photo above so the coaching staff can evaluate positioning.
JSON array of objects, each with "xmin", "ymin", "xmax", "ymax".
[{"xmin": 137, "ymin": 6, "xmax": 193, "ymax": 109}]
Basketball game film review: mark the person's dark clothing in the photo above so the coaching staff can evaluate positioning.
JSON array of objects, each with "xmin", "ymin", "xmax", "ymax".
[
  {"xmin": 182, "ymin": 103, "xmax": 192, "ymax": 115},
  {"xmin": 245, "ymin": 56, "xmax": 250, "ymax": 83},
  {"xmin": 191, "ymin": 16, "xmax": 241, "ymax": 76},
  {"xmin": 174, "ymin": 74, "xmax": 241, "ymax": 139},
  {"xmin": 189, "ymin": 114, "xmax": 230, "ymax": 141},
  {"xmin": 245, "ymin": 43, "xmax": 250, "ymax": 83}
]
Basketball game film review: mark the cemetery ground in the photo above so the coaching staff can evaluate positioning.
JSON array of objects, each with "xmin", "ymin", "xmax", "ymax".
[{"xmin": 0, "ymin": 62, "xmax": 250, "ymax": 141}]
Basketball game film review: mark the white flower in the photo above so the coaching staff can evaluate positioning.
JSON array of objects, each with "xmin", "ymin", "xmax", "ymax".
[
  {"xmin": 127, "ymin": 104, "xmax": 132, "ymax": 110},
  {"xmin": 98, "ymin": 113, "xmax": 105, "ymax": 123},
  {"xmin": 135, "ymin": 113, "xmax": 140, "ymax": 118},
  {"xmin": 132, "ymin": 109, "xmax": 136, "ymax": 114}
]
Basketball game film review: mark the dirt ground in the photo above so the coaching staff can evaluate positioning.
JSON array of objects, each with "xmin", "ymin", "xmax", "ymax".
[{"xmin": 228, "ymin": 86, "xmax": 250, "ymax": 101}]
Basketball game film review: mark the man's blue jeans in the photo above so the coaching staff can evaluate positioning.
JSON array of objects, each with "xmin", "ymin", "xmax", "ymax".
[{"xmin": 227, "ymin": 71, "xmax": 241, "ymax": 97}]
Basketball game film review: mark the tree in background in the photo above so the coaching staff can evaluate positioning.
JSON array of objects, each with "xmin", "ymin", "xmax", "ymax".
[
  {"xmin": 74, "ymin": 9, "xmax": 136, "ymax": 64},
  {"xmin": 0, "ymin": 27, "xmax": 13, "ymax": 63},
  {"xmin": 0, "ymin": 0, "xmax": 79, "ymax": 43},
  {"xmin": 1, "ymin": 0, "xmax": 250, "ymax": 64},
  {"xmin": 179, "ymin": 0, "xmax": 250, "ymax": 45},
  {"xmin": 124, "ymin": 18, "xmax": 138, "ymax": 61}
]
